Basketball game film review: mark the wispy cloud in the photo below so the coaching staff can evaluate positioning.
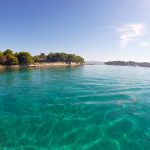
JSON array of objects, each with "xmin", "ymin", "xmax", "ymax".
[
  {"xmin": 117, "ymin": 23, "xmax": 144, "ymax": 48},
  {"xmin": 140, "ymin": 42, "xmax": 150, "ymax": 48}
]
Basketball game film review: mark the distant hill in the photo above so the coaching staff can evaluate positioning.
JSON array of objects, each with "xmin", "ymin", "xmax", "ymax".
[{"xmin": 105, "ymin": 61, "xmax": 150, "ymax": 68}]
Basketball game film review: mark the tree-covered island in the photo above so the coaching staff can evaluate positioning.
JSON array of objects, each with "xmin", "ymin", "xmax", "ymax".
[
  {"xmin": 0, "ymin": 49, "xmax": 84, "ymax": 67},
  {"xmin": 105, "ymin": 61, "xmax": 150, "ymax": 68}
]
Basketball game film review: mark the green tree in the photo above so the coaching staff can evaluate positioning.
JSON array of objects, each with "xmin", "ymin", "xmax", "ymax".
[
  {"xmin": 47, "ymin": 53, "xmax": 54, "ymax": 62},
  {"xmin": 0, "ymin": 51, "xmax": 3, "ymax": 64},
  {"xmin": 75, "ymin": 56, "xmax": 84, "ymax": 63},
  {"xmin": 3, "ymin": 49, "xmax": 13, "ymax": 55},
  {"xmin": 66, "ymin": 54, "xmax": 76, "ymax": 63},
  {"xmin": 5, "ymin": 54, "xmax": 19, "ymax": 65},
  {"xmin": 47, "ymin": 52, "xmax": 67, "ymax": 62},
  {"xmin": 58, "ymin": 53, "xmax": 68, "ymax": 62},
  {"xmin": 14, "ymin": 52, "xmax": 19, "ymax": 57},
  {"xmin": 47, "ymin": 52, "xmax": 84, "ymax": 64},
  {"xmin": 17, "ymin": 52, "xmax": 32, "ymax": 65},
  {"xmin": 33, "ymin": 55, "xmax": 40, "ymax": 62},
  {"xmin": 33, "ymin": 53, "xmax": 47, "ymax": 62}
]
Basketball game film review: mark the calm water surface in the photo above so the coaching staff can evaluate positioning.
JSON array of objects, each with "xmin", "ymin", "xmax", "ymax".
[{"xmin": 0, "ymin": 65, "xmax": 150, "ymax": 150}]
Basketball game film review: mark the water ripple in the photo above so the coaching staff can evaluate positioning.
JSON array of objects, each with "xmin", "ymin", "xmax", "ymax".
[{"xmin": 0, "ymin": 65, "xmax": 150, "ymax": 149}]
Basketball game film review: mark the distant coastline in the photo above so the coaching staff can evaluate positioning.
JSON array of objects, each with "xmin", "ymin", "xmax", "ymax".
[
  {"xmin": 85, "ymin": 61, "xmax": 150, "ymax": 68},
  {"xmin": 105, "ymin": 61, "xmax": 150, "ymax": 68},
  {"xmin": 1, "ymin": 49, "xmax": 150, "ymax": 70}
]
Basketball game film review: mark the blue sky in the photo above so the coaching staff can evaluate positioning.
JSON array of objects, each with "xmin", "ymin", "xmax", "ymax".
[{"xmin": 0, "ymin": 0, "xmax": 150, "ymax": 61}]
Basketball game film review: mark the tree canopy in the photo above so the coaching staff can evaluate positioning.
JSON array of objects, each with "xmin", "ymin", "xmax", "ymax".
[
  {"xmin": 5, "ymin": 54, "xmax": 19, "ymax": 65},
  {"xmin": 3, "ymin": 49, "xmax": 13, "ymax": 55},
  {"xmin": 46, "ymin": 53, "xmax": 84, "ymax": 64},
  {"xmin": 17, "ymin": 52, "xmax": 32, "ymax": 65},
  {"xmin": 0, "ymin": 51, "xmax": 3, "ymax": 64},
  {"xmin": 0, "ymin": 50, "xmax": 84, "ymax": 66},
  {"xmin": 0, "ymin": 50, "xmax": 32, "ymax": 66}
]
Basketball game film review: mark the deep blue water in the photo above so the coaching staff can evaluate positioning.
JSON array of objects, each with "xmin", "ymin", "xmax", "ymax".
[{"xmin": 0, "ymin": 65, "xmax": 150, "ymax": 150}]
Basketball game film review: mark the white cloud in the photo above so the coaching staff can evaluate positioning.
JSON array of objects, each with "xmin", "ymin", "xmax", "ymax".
[
  {"xmin": 117, "ymin": 23, "xmax": 144, "ymax": 48},
  {"xmin": 140, "ymin": 42, "xmax": 150, "ymax": 47}
]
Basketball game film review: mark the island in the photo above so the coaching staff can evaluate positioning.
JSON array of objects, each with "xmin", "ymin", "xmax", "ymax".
[
  {"xmin": 105, "ymin": 61, "xmax": 150, "ymax": 68},
  {"xmin": 0, "ymin": 49, "xmax": 84, "ymax": 69}
]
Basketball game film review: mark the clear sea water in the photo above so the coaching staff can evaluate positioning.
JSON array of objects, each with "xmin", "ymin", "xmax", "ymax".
[{"xmin": 0, "ymin": 65, "xmax": 150, "ymax": 150}]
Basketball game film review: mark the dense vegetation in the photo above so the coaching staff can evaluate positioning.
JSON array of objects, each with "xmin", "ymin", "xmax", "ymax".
[
  {"xmin": 34, "ymin": 52, "xmax": 84, "ymax": 64},
  {"xmin": 0, "ymin": 49, "xmax": 84, "ymax": 66},
  {"xmin": 105, "ymin": 61, "xmax": 150, "ymax": 68}
]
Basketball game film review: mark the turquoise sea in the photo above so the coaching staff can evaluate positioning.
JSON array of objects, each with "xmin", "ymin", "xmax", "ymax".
[{"xmin": 0, "ymin": 65, "xmax": 150, "ymax": 150}]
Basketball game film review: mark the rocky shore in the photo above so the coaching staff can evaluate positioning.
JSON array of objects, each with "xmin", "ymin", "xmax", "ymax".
[{"xmin": 0, "ymin": 62, "xmax": 82, "ymax": 70}]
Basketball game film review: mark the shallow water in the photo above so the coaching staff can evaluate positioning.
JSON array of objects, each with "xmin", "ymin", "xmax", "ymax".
[{"xmin": 0, "ymin": 65, "xmax": 150, "ymax": 150}]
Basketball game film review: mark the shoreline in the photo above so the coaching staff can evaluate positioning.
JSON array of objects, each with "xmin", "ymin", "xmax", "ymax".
[{"xmin": 0, "ymin": 62, "xmax": 82, "ymax": 70}]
